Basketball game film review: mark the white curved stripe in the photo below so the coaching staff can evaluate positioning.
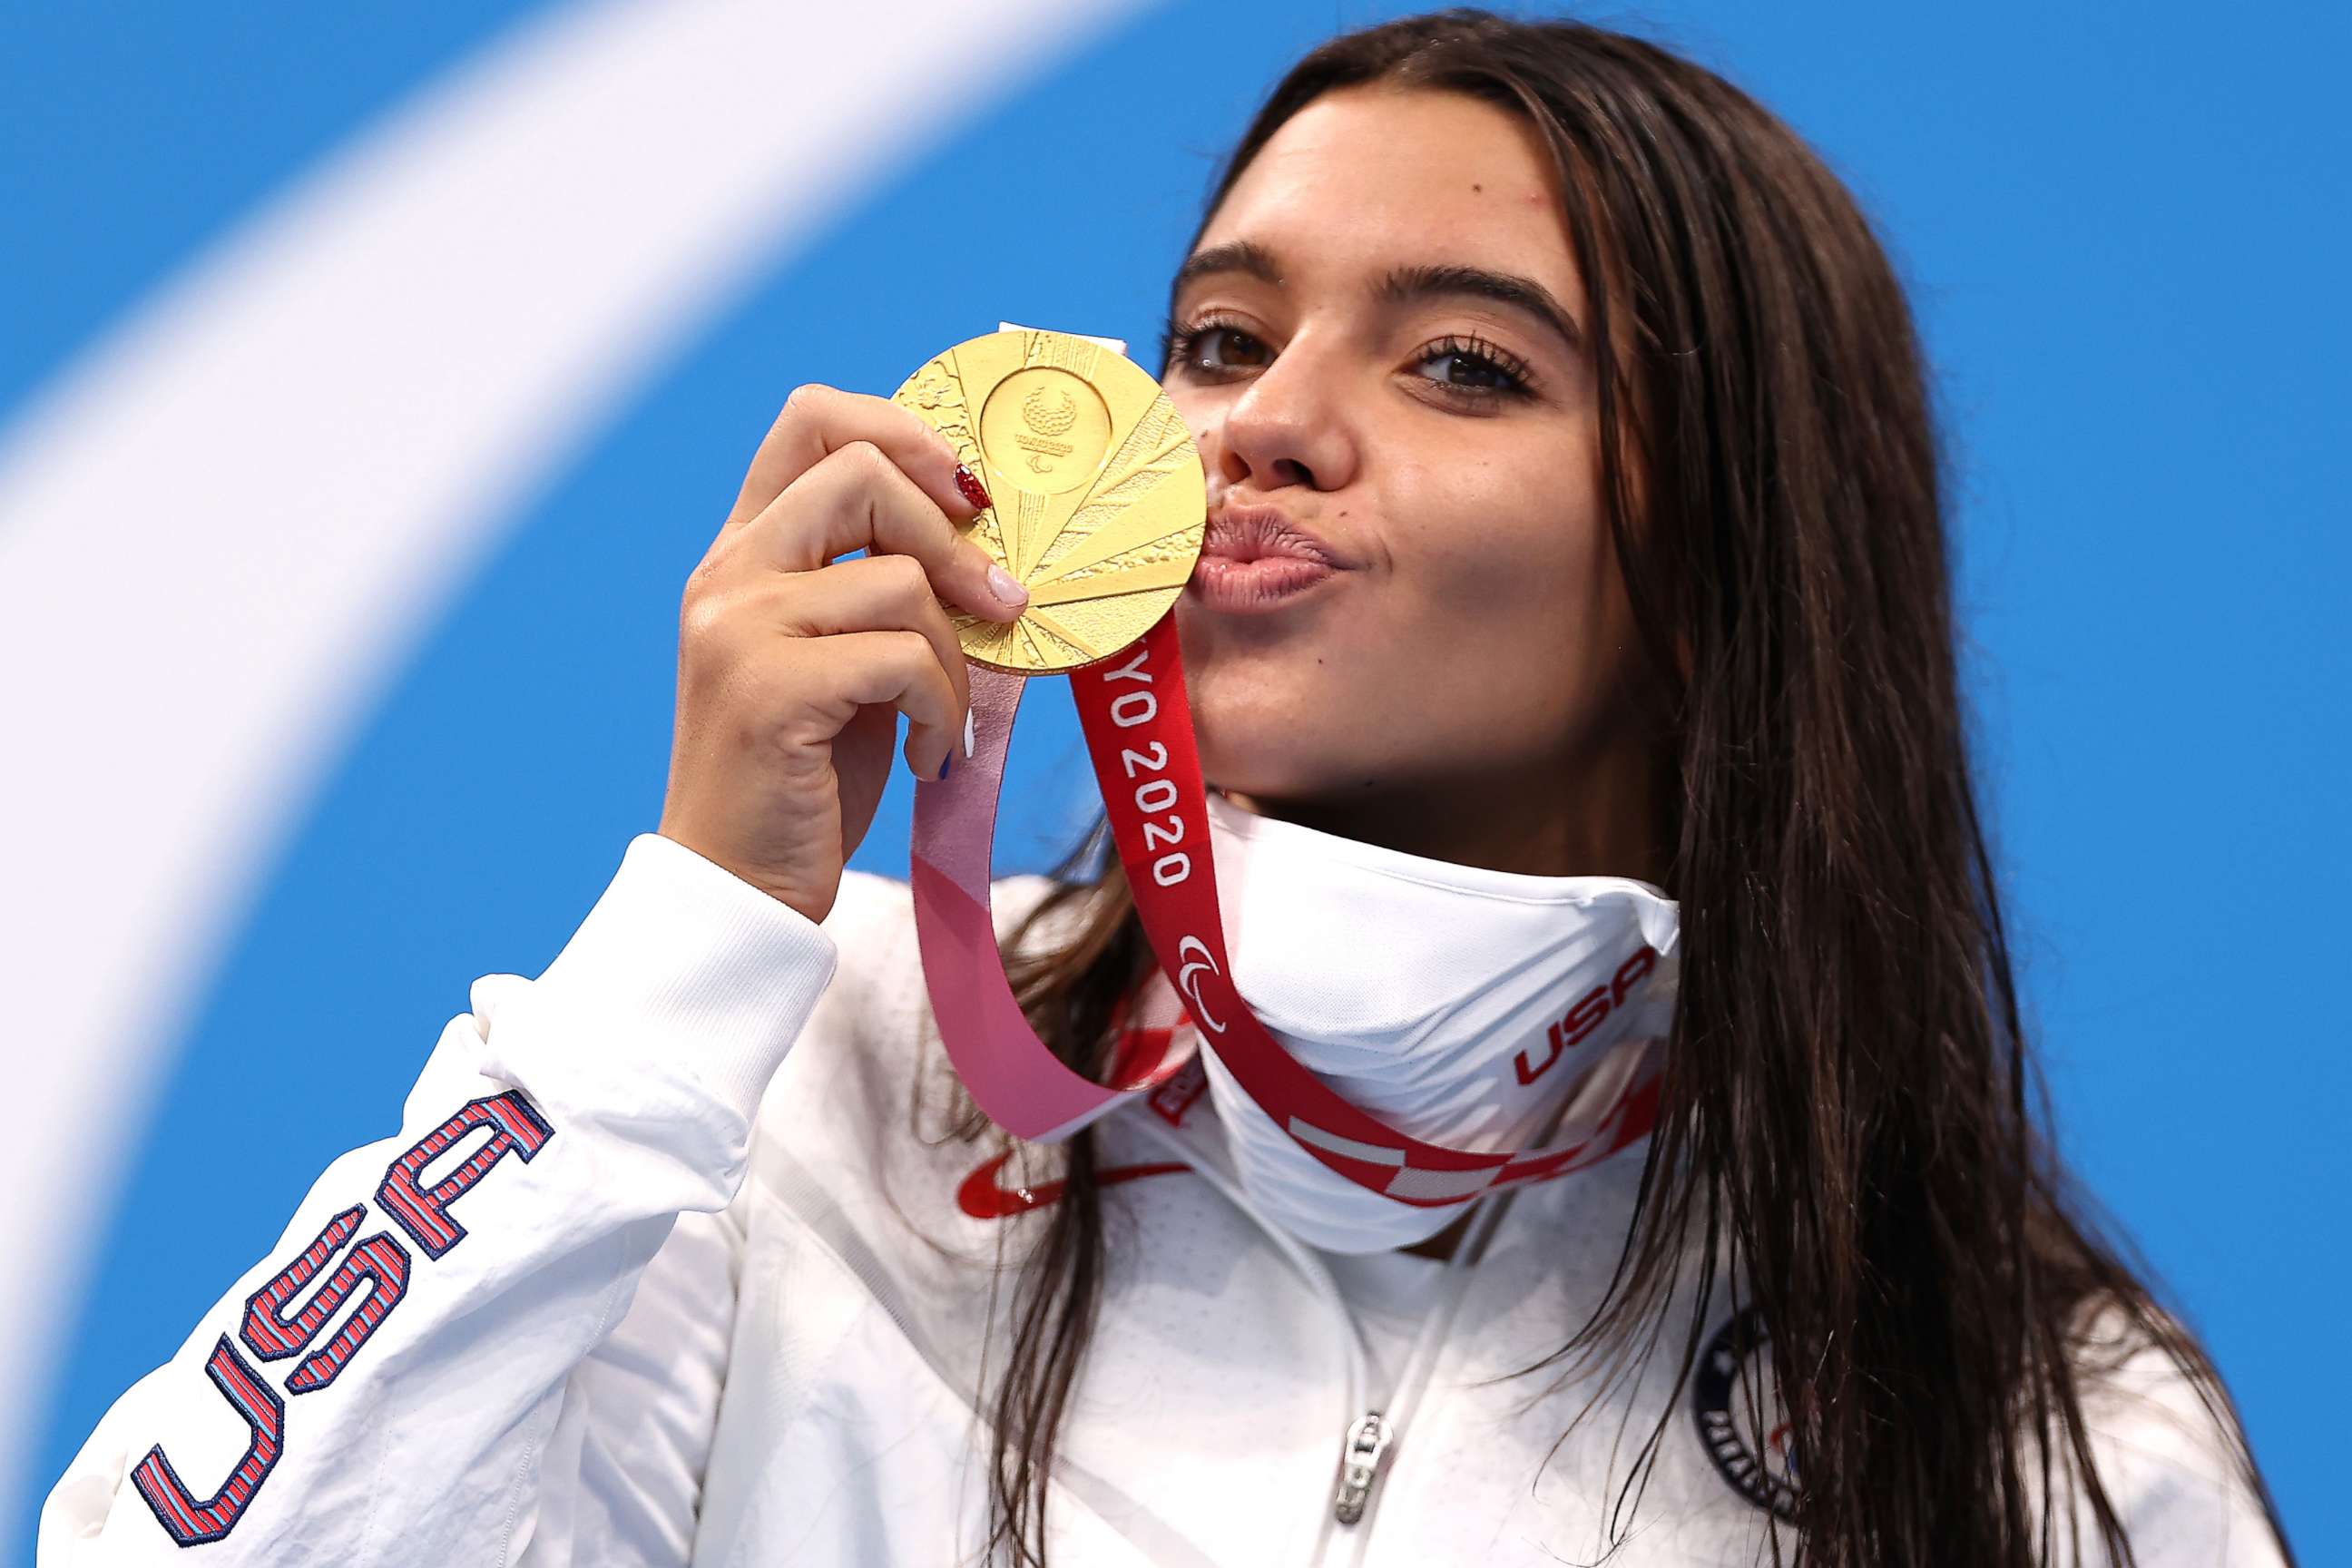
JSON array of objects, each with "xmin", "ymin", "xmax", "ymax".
[{"xmin": 0, "ymin": 0, "xmax": 1141, "ymax": 1528}]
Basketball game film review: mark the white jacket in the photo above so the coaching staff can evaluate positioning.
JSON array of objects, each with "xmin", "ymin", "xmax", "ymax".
[{"xmin": 40, "ymin": 833, "xmax": 2285, "ymax": 1565}]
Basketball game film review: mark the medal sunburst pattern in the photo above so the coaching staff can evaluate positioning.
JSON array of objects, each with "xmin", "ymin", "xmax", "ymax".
[{"xmin": 892, "ymin": 328, "xmax": 1207, "ymax": 673}]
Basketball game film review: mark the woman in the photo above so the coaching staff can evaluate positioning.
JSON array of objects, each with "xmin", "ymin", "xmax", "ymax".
[{"xmin": 42, "ymin": 10, "xmax": 2291, "ymax": 1566}]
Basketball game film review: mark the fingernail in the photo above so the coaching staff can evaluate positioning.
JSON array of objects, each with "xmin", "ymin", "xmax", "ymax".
[
  {"xmin": 962, "ymin": 708, "xmax": 976, "ymax": 760},
  {"xmin": 985, "ymin": 563, "xmax": 1027, "ymax": 608},
  {"xmin": 954, "ymin": 464, "xmax": 992, "ymax": 512}
]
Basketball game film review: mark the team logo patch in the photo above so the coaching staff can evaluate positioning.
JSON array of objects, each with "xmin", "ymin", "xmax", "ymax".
[{"xmin": 1690, "ymin": 1307, "xmax": 1798, "ymax": 1519}]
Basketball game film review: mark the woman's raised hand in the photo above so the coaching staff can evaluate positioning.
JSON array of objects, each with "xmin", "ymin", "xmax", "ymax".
[{"xmin": 657, "ymin": 385, "xmax": 1026, "ymax": 926}]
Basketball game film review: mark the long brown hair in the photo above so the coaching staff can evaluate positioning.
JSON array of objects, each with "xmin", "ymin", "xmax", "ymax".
[{"xmin": 937, "ymin": 11, "xmax": 2292, "ymax": 1564}]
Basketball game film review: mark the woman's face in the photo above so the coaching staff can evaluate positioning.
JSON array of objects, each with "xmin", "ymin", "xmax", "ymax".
[{"xmin": 1161, "ymin": 86, "xmax": 1656, "ymax": 875}]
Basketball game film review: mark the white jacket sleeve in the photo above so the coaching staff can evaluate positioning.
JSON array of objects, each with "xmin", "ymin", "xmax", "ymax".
[{"xmin": 37, "ymin": 832, "xmax": 838, "ymax": 1566}]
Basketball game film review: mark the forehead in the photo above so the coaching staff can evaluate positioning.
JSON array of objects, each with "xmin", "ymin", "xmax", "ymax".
[{"xmin": 1194, "ymin": 85, "xmax": 1587, "ymax": 303}]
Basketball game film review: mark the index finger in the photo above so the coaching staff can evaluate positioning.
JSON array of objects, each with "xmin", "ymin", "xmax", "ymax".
[
  {"xmin": 724, "ymin": 383, "xmax": 985, "ymax": 536},
  {"xmin": 757, "ymin": 441, "xmax": 1023, "ymax": 623}
]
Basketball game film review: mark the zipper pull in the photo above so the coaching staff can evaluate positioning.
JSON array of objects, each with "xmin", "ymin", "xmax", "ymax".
[{"xmin": 1331, "ymin": 1410, "xmax": 1395, "ymax": 1525}]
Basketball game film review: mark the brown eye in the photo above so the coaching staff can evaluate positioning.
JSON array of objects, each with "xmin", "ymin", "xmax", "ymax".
[
  {"xmin": 1407, "ymin": 333, "xmax": 1537, "ymax": 403},
  {"xmin": 1193, "ymin": 325, "xmax": 1270, "ymax": 373},
  {"xmin": 1418, "ymin": 348, "xmax": 1514, "ymax": 389},
  {"xmin": 1160, "ymin": 316, "xmax": 1273, "ymax": 382}
]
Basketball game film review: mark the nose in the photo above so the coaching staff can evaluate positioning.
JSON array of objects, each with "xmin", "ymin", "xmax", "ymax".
[{"xmin": 1207, "ymin": 334, "xmax": 1363, "ymax": 497}]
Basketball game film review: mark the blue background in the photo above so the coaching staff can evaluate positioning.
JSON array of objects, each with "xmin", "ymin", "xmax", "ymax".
[{"xmin": 8, "ymin": 2, "xmax": 2341, "ymax": 1559}]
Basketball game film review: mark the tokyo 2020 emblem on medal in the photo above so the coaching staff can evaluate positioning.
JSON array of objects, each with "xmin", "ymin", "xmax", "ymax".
[{"xmin": 891, "ymin": 328, "xmax": 1207, "ymax": 673}]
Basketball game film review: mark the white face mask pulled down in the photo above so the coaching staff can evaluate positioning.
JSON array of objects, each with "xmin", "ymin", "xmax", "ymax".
[{"xmin": 1189, "ymin": 790, "xmax": 1681, "ymax": 1255}]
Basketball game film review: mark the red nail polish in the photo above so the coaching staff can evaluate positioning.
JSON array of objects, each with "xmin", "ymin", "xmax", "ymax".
[{"xmin": 954, "ymin": 464, "xmax": 991, "ymax": 512}]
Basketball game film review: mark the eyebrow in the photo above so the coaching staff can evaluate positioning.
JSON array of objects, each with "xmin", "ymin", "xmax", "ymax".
[{"xmin": 1166, "ymin": 240, "xmax": 1585, "ymax": 358}]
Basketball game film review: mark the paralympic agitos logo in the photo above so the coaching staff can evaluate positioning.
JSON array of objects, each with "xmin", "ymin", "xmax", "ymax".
[{"xmin": 1174, "ymin": 935, "xmax": 1228, "ymax": 1034}]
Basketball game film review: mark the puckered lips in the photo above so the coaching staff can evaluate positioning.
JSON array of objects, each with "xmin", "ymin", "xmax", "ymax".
[{"xmin": 1189, "ymin": 503, "xmax": 1348, "ymax": 611}]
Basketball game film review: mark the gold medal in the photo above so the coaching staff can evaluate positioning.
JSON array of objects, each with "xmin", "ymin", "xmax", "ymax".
[{"xmin": 891, "ymin": 327, "xmax": 1206, "ymax": 673}]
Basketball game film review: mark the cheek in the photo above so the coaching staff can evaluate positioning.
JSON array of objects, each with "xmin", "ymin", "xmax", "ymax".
[
  {"xmin": 1162, "ymin": 382, "xmax": 1221, "ymax": 462},
  {"xmin": 1380, "ymin": 457, "xmax": 1630, "ymax": 725},
  {"xmin": 1388, "ymin": 452, "xmax": 1606, "ymax": 629}
]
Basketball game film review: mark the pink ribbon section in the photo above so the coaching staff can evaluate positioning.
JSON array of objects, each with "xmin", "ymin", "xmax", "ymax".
[{"xmin": 910, "ymin": 666, "xmax": 1190, "ymax": 1142}]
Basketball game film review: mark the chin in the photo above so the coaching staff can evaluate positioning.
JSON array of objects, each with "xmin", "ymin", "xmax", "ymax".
[
  {"xmin": 1181, "ymin": 635, "xmax": 1369, "ymax": 798},
  {"xmin": 1195, "ymin": 720, "xmax": 1352, "ymax": 803}
]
